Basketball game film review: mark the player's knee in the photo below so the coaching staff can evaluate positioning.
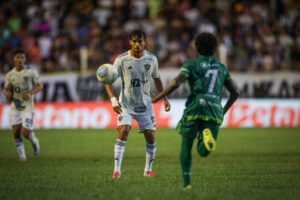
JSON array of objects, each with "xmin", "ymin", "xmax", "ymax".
[
  {"xmin": 144, "ymin": 130, "xmax": 155, "ymax": 144},
  {"xmin": 21, "ymin": 128, "xmax": 31, "ymax": 138},
  {"xmin": 118, "ymin": 127, "xmax": 130, "ymax": 140},
  {"xmin": 12, "ymin": 125, "xmax": 22, "ymax": 138},
  {"xmin": 119, "ymin": 133, "xmax": 128, "ymax": 141}
]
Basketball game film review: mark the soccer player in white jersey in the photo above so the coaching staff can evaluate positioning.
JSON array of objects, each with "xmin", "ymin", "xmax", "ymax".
[
  {"xmin": 2, "ymin": 49, "xmax": 43, "ymax": 161},
  {"xmin": 105, "ymin": 30, "xmax": 171, "ymax": 178}
]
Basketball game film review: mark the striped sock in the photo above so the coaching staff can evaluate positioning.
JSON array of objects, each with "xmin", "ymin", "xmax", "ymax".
[
  {"xmin": 145, "ymin": 143, "xmax": 156, "ymax": 172},
  {"xmin": 114, "ymin": 139, "xmax": 126, "ymax": 172}
]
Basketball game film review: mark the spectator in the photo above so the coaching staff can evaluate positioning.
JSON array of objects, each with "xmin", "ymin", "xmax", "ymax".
[{"xmin": 0, "ymin": 0, "xmax": 299, "ymax": 73}]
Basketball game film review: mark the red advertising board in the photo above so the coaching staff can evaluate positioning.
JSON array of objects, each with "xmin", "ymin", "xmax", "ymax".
[{"xmin": 0, "ymin": 99, "xmax": 299, "ymax": 129}]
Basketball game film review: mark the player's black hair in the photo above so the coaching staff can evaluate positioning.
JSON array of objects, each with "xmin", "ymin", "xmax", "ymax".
[
  {"xmin": 12, "ymin": 49, "xmax": 26, "ymax": 56},
  {"xmin": 195, "ymin": 32, "xmax": 217, "ymax": 56},
  {"xmin": 129, "ymin": 29, "xmax": 147, "ymax": 40}
]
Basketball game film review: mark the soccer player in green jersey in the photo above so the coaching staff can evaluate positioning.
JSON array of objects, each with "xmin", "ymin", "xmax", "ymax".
[{"xmin": 152, "ymin": 32, "xmax": 240, "ymax": 189}]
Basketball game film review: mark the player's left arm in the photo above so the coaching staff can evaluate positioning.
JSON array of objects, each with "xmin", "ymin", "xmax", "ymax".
[
  {"xmin": 152, "ymin": 73, "xmax": 186, "ymax": 103},
  {"xmin": 22, "ymin": 83, "xmax": 43, "ymax": 101},
  {"xmin": 153, "ymin": 77, "xmax": 171, "ymax": 111},
  {"xmin": 22, "ymin": 71, "xmax": 43, "ymax": 101}
]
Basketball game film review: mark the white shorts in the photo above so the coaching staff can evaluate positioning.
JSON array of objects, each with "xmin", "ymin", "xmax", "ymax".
[
  {"xmin": 10, "ymin": 110, "xmax": 34, "ymax": 130},
  {"xmin": 117, "ymin": 105, "xmax": 156, "ymax": 133}
]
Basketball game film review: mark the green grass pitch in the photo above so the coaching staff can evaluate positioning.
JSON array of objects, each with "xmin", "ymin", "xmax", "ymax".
[{"xmin": 0, "ymin": 128, "xmax": 300, "ymax": 200}]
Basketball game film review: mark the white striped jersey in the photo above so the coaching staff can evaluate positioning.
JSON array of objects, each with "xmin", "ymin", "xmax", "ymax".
[
  {"xmin": 114, "ymin": 50, "xmax": 159, "ymax": 113},
  {"xmin": 4, "ymin": 66, "xmax": 41, "ymax": 112}
]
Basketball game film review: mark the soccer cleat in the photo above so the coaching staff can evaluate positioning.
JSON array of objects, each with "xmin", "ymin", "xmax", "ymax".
[
  {"xmin": 203, "ymin": 128, "xmax": 216, "ymax": 152},
  {"xmin": 113, "ymin": 171, "xmax": 121, "ymax": 179},
  {"xmin": 19, "ymin": 155, "xmax": 26, "ymax": 161},
  {"xmin": 33, "ymin": 138, "xmax": 40, "ymax": 155},
  {"xmin": 144, "ymin": 171, "xmax": 154, "ymax": 177},
  {"xmin": 183, "ymin": 185, "xmax": 192, "ymax": 190}
]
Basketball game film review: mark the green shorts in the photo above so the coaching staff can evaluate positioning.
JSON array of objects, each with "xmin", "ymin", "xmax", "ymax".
[{"xmin": 176, "ymin": 119, "xmax": 219, "ymax": 141}]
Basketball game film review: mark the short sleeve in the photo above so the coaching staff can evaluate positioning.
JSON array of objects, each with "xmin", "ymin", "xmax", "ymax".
[
  {"xmin": 224, "ymin": 67, "xmax": 232, "ymax": 80},
  {"xmin": 32, "ymin": 70, "xmax": 41, "ymax": 85},
  {"xmin": 4, "ymin": 74, "xmax": 12, "ymax": 90},
  {"xmin": 179, "ymin": 60, "xmax": 192, "ymax": 78},
  {"xmin": 113, "ymin": 57, "xmax": 122, "ymax": 77},
  {"xmin": 151, "ymin": 57, "xmax": 159, "ymax": 79}
]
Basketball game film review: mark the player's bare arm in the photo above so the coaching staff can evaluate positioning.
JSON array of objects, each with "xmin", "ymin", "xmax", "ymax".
[
  {"xmin": 223, "ymin": 79, "xmax": 240, "ymax": 115},
  {"xmin": 22, "ymin": 83, "xmax": 43, "ymax": 101},
  {"xmin": 152, "ymin": 73, "xmax": 187, "ymax": 103},
  {"xmin": 153, "ymin": 77, "xmax": 171, "ymax": 111},
  {"xmin": 3, "ymin": 88, "xmax": 12, "ymax": 100},
  {"xmin": 104, "ymin": 84, "xmax": 122, "ymax": 114}
]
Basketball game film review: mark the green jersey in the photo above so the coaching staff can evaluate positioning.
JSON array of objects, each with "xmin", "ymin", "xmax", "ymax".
[{"xmin": 179, "ymin": 56, "xmax": 232, "ymax": 125}]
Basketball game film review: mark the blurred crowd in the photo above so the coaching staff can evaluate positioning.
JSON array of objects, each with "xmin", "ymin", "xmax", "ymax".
[{"xmin": 0, "ymin": 0, "xmax": 299, "ymax": 74}]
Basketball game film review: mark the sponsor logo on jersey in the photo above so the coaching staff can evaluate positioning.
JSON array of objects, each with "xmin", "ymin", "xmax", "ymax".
[{"xmin": 134, "ymin": 106, "xmax": 146, "ymax": 113}]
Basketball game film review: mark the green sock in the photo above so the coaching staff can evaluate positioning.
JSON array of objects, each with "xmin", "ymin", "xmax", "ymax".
[
  {"xmin": 197, "ymin": 140, "xmax": 210, "ymax": 157},
  {"xmin": 180, "ymin": 136, "xmax": 193, "ymax": 187}
]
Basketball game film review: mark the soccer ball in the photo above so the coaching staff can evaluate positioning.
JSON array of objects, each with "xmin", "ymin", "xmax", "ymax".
[{"xmin": 96, "ymin": 63, "xmax": 118, "ymax": 84}]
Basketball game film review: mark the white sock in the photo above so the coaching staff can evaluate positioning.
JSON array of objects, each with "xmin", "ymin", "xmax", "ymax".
[
  {"xmin": 28, "ymin": 131, "xmax": 36, "ymax": 144},
  {"xmin": 114, "ymin": 139, "xmax": 126, "ymax": 172},
  {"xmin": 15, "ymin": 138, "xmax": 26, "ymax": 160},
  {"xmin": 145, "ymin": 143, "xmax": 156, "ymax": 172}
]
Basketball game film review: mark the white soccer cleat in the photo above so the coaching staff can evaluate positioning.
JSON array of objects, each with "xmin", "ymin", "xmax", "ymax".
[
  {"xmin": 33, "ymin": 137, "xmax": 40, "ymax": 155},
  {"xmin": 19, "ymin": 155, "xmax": 26, "ymax": 161}
]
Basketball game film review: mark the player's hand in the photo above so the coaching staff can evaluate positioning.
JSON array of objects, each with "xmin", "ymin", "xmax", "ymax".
[
  {"xmin": 4, "ymin": 91, "xmax": 12, "ymax": 100},
  {"xmin": 164, "ymin": 98, "xmax": 171, "ymax": 112},
  {"xmin": 111, "ymin": 97, "xmax": 122, "ymax": 114},
  {"xmin": 22, "ymin": 92, "xmax": 32, "ymax": 101},
  {"xmin": 113, "ymin": 101, "xmax": 122, "ymax": 114},
  {"xmin": 113, "ymin": 105, "xmax": 122, "ymax": 114}
]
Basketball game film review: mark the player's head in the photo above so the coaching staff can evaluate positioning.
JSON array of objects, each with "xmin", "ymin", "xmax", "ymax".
[
  {"xmin": 12, "ymin": 49, "xmax": 26, "ymax": 68},
  {"xmin": 195, "ymin": 32, "xmax": 217, "ymax": 56},
  {"xmin": 129, "ymin": 29, "xmax": 147, "ymax": 56}
]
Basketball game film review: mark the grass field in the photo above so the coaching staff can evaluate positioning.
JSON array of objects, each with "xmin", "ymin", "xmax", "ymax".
[{"xmin": 0, "ymin": 128, "xmax": 300, "ymax": 200}]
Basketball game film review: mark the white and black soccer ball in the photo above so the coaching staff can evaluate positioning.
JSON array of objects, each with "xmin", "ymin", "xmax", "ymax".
[{"xmin": 96, "ymin": 63, "xmax": 118, "ymax": 84}]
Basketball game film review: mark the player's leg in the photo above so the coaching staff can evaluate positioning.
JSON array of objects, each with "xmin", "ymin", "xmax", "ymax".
[
  {"xmin": 136, "ymin": 107, "xmax": 156, "ymax": 177},
  {"xmin": 21, "ymin": 112, "xmax": 39, "ymax": 155},
  {"xmin": 10, "ymin": 111, "xmax": 26, "ymax": 161},
  {"xmin": 180, "ymin": 136, "xmax": 193, "ymax": 189},
  {"xmin": 197, "ymin": 121, "xmax": 219, "ymax": 157},
  {"xmin": 143, "ymin": 129, "xmax": 156, "ymax": 177},
  {"xmin": 13, "ymin": 124, "xmax": 26, "ymax": 161},
  {"xmin": 113, "ymin": 112, "xmax": 133, "ymax": 178},
  {"xmin": 176, "ymin": 120, "xmax": 199, "ymax": 188}
]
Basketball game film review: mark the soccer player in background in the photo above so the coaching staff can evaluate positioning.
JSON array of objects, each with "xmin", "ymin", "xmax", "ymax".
[
  {"xmin": 152, "ymin": 32, "xmax": 240, "ymax": 189},
  {"xmin": 2, "ymin": 49, "xmax": 43, "ymax": 161},
  {"xmin": 104, "ymin": 30, "xmax": 171, "ymax": 178}
]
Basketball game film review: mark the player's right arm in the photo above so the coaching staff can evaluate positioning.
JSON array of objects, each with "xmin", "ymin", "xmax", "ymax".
[
  {"xmin": 3, "ymin": 88, "xmax": 12, "ymax": 101},
  {"xmin": 3, "ymin": 74, "xmax": 12, "ymax": 101},
  {"xmin": 104, "ymin": 84, "xmax": 122, "ymax": 114},
  {"xmin": 104, "ymin": 57, "xmax": 122, "ymax": 114},
  {"xmin": 223, "ymin": 78, "xmax": 240, "ymax": 115}
]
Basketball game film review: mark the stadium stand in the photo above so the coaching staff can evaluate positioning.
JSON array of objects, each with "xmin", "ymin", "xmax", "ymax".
[{"xmin": 0, "ymin": 0, "xmax": 299, "ymax": 73}]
